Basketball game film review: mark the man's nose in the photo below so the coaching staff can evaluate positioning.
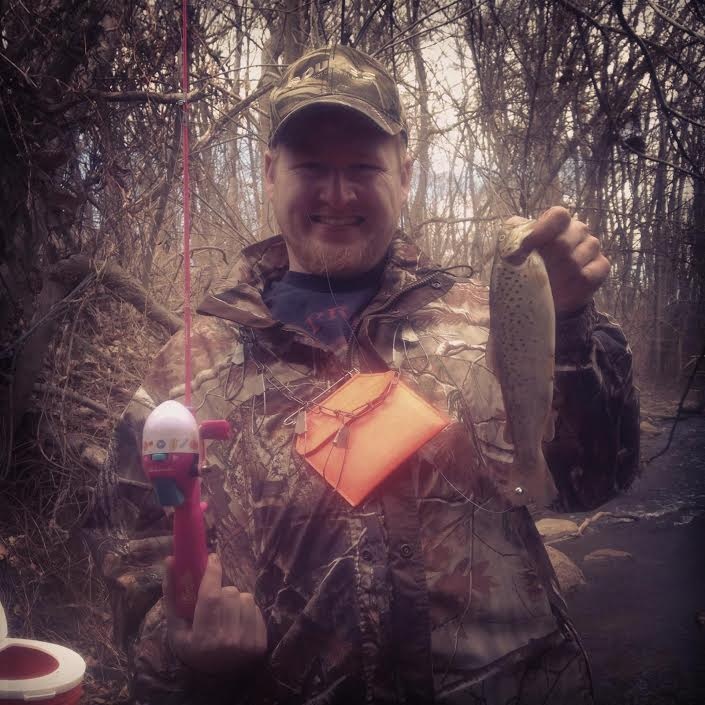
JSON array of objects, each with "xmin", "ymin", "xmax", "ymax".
[{"xmin": 320, "ymin": 169, "xmax": 356, "ymax": 206}]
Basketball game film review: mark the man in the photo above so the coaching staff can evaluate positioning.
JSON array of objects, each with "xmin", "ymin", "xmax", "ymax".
[{"xmin": 90, "ymin": 45, "xmax": 639, "ymax": 704}]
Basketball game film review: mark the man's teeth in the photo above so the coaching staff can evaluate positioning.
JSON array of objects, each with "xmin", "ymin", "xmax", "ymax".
[{"xmin": 312, "ymin": 215, "xmax": 361, "ymax": 225}]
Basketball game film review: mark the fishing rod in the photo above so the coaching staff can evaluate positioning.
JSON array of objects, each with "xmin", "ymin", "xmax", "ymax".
[{"xmin": 141, "ymin": 0, "xmax": 230, "ymax": 620}]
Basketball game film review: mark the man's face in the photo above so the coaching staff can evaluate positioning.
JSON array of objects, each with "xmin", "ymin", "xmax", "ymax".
[{"xmin": 264, "ymin": 108, "xmax": 412, "ymax": 277}]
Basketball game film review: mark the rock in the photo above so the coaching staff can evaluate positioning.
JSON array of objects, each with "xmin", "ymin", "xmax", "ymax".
[
  {"xmin": 640, "ymin": 420, "xmax": 661, "ymax": 434},
  {"xmin": 546, "ymin": 545, "xmax": 586, "ymax": 594},
  {"xmin": 535, "ymin": 518, "xmax": 580, "ymax": 543},
  {"xmin": 584, "ymin": 548, "xmax": 634, "ymax": 563}
]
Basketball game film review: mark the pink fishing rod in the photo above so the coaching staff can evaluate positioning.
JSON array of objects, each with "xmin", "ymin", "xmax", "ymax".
[{"xmin": 141, "ymin": 0, "xmax": 230, "ymax": 620}]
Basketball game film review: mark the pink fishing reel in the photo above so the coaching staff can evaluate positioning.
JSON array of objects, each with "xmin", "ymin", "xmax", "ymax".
[{"xmin": 142, "ymin": 401, "xmax": 230, "ymax": 619}]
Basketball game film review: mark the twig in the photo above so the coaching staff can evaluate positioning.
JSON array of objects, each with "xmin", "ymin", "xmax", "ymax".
[
  {"xmin": 645, "ymin": 0, "xmax": 705, "ymax": 43},
  {"xmin": 373, "ymin": 0, "xmax": 467, "ymax": 55},
  {"xmin": 646, "ymin": 338, "xmax": 705, "ymax": 463},
  {"xmin": 85, "ymin": 87, "xmax": 207, "ymax": 104},
  {"xmin": 46, "ymin": 87, "xmax": 208, "ymax": 114},
  {"xmin": 352, "ymin": 0, "xmax": 387, "ymax": 48},
  {"xmin": 577, "ymin": 511, "xmax": 640, "ymax": 535},
  {"xmin": 0, "ymin": 50, "xmax": 38, "ymax": 88},
  {"xmin": 190, "ymin": 246, "xmax": 229, "ymax": 264},
  {"xmin": 612, "ymin": 0, "xmax": 704, "ymax": 176},
  {"xmin": 33, "ymin": 383, "xmax": 117, "ymax": 419}
]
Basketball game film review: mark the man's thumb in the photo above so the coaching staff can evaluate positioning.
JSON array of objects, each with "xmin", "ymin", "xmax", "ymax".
[
  {"xmin": 163, "ymin": 556, "xmax": 193, "ymax": 656},
  {"xmin": 162, "ymin": 556, "xmax": 175, "ymax": 602},
  {"xmin": 522, "ymin": 207, "xmax": 572, "ymax": 250}
]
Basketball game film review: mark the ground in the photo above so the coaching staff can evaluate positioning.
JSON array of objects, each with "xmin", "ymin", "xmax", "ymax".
[{"xmin": 546, "ymin": 410, "xmax": 705, "ymax": 704}]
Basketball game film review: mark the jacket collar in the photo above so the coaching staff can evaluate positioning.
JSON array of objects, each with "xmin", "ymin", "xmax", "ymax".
[{"xmin": 196, "ymin": 232, "xmax": 450, "ymax": 327}]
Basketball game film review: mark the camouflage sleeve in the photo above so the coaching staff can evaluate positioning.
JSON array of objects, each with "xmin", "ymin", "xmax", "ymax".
[
  {"xmin": 83, "ymin": 321, "xmax": 258, "ymax": 703},
  {"xmin": 545, "ymin": 300, "xmax": 641, "ymax": 511}
]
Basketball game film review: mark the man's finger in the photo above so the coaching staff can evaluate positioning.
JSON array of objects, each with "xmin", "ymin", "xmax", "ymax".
[
  {"xmin": 237, "ymin": 591, "xmax": 267, "ymax": 654},
  {"xmin": 163, "ymin": 556, "xmax": 191, "ymax": 643},
  {"xmin": 162, "ymin": 556, "xmax": 174, "ymax": 602},
  {"xmin": 254, "ymin": 600, "xmax": 267, "ymax": 652},
  {"xmin": 221, "ymin": 586, "xmax": 244, "ymax": 645},
  {"xmin": 162, "ymin": 556, "xmax": 179, "ymax": 622},
  {"xmin": 192, "ymin": 553, "xmax": 223, "ymax": 628},
  {"xmin": 582, "ymin": 254, "xmax": 611, "ymax": 285},
  {"xmin": 540, "ymin": 227, "xmax": 585, "ymax": 264},
  {"xmin": 522, "ymin": 206, "xmax": 572, "ymax": 249},
  {"xmin": 571, "ymin": 236, "xmax": 601, "ymax": 270}
]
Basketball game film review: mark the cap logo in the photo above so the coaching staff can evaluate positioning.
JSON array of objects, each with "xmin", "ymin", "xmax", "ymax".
[
  {"xmin": 287, "ymin": 59, "xmax": 377, "ymax": 88},
  {"xmin": 289, "ymin": 60, "xmax": 328, "ymax": 85},
  {"xmin": 348, "ymin": 68, "xmax": 377, "ymax": 82}
]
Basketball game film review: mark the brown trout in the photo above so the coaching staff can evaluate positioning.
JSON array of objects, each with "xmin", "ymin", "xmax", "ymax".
[{"xmin": 488, "ymin": 219, "xmax": 558, "ymax": 507}]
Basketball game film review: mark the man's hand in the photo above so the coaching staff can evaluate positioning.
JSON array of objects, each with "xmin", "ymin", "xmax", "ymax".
[
  {"xmin": 507, "ymin": 206, "xmax": 610, "ymax": 315},
  {"xmin": 163, "ymin": 553, "xmax": 267, "ymax": 675}
]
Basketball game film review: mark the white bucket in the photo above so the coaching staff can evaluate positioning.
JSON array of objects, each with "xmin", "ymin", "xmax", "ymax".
[{"xmin": 0, "ymin": 602, "xmax": 86, "ymax": 704}]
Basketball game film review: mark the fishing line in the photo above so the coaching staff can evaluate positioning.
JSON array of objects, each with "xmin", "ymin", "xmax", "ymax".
[
  {"xmin": 407, "ymin": 321, "xmax": 514, "ymax": 515},
  {"xmin": 181, "ymin": 0, "xmax": 192, "ymax": 408},
  {"xmin": 310, "ymin": 221, "xmax": 372, "ymax": 369}
]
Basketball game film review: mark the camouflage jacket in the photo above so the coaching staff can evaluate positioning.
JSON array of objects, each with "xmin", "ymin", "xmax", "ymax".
[{"xmin": 89, "ymin": 234, "xmax": 639, "ymax": 704}]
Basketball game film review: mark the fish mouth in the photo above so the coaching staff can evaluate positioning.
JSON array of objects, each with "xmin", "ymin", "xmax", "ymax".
[
  {"xmin": 310, "ymin": 215, "xmax": 364, "ymax": 226},
  {"xmin": 502, "ymin": 243, "xmax": 532, "ymax": 266}
]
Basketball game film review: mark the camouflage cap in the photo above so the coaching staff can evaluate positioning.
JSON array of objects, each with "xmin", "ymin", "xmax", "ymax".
[{"xmin": 268, "ymin": 45, "xmax": 408, "ymax": 145}]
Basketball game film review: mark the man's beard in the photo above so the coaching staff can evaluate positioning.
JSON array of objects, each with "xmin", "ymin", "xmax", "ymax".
[{"xmin": 295, "ymin": 237, "xmax": 389, "ymax": 278}]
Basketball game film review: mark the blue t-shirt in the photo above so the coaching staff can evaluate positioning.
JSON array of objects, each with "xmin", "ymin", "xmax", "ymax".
[{"xmin": 263, "ymin": 265, "xmax": 383, "ymax": 348}]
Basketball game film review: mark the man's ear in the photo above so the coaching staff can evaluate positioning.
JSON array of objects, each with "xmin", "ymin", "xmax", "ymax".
[{"xmin": 263, "ymin": 148, "xmax": 275, "ymax": 200}]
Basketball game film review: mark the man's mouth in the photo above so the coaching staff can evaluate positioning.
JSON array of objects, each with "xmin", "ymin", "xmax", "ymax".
[{"xmin": 310, "ymin": 215, "xmax": 364, "ymax": 226}]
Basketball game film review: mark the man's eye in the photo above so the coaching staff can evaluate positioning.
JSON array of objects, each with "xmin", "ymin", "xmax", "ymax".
[
  {"xmin": 354, "ymin": 164, "xmax": 381, "ymax": 171},
  {"xmin": 295, "ymin": 163, "xmax": 322, "ymax": 171}
]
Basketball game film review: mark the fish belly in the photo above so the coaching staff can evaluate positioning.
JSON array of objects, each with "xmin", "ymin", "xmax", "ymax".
[{"xmin": 490, "ymin": 244, "xmax": 558, "ymax": 507}]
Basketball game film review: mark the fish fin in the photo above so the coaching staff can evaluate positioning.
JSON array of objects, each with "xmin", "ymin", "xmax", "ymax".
[
  {"xmin": 542, "ymin": 410, "xmax": 556, "ymax": 442},
  {"xmin": 486, "ymin": 335, "xmax": 513, "ymax": 442}
]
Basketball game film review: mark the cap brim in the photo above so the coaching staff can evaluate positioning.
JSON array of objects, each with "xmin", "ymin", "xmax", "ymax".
[{"xmin": 270, "ymin": 96, "xmax": 403, "ymax": 144}]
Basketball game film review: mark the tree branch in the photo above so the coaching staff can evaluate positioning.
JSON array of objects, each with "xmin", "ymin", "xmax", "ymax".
[
  {"xmin": 50, "ymin": 256, "xmax": 183, "ymax": 334},
  {"xmin": 45, "ymin": 87, "xmax": 207, "ymax": 114},
  {"xmin": 85, "ymin": 86, "xmax": 207, "ymax": 104},
  {"xmin": 33, "ymin": 383, "xmax": 116, "ymax": 418},
  {"xmin": 645, "ymin": 0, "xmax": 705, "ymax": 43}
]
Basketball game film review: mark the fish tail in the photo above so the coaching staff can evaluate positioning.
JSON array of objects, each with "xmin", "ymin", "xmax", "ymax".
[{"xmin": 510, "ymin": 451, "xmax": 559, "ymax": 508}]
